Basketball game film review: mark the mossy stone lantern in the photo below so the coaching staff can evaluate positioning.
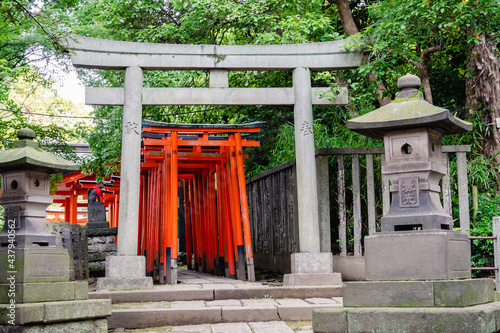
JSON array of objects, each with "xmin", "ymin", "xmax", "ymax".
[
  {"xmin": 0, "ymin": 128, "xmax": 79, "ymax": 285},
  {"xmin": 348, "ymin": 74, "xmax": 473, "ymax": 280}
]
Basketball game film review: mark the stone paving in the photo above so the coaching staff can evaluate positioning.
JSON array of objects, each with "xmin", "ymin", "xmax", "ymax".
[{"xmin": 105, "ymin": 268, "xmax": 341, "ymax": 332}]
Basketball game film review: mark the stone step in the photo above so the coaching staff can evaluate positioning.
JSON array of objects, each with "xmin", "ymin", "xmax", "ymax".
[
  {"xmin": 89, "ymin": 284, "xmax": 342, "ymax": 304},
  {"xmin": 108, "ymin": 297, "xmax": 342, "ymax": 330},
  {"xmin": 113, "ymin": 320, "xmax": 314, "ymax": 332}
]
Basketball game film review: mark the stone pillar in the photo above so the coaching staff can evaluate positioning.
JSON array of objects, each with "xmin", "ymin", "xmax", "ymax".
[
  {"xmin": 97, "ymin": 66, "xmax": 152, "ymax": 290},
  {"xmin": 118, "ymin": 66, "xmax": 143, "ymax": 256},
  {"xmin": 283, "ymin": 68, "xmax": 340, "ymax": 286},
  {"xmin": 292, "ymin": 67, "xmax": 320, "ymax": 253}
]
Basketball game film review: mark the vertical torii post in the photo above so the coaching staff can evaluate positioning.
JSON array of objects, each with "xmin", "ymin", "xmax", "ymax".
[
  {"xmin": 282, "ymin": 67, "xmax": 340, "ymax": 286},
  {"xmin": 68, "ymin": 35, "xmax": 362, "ymax": 286},
  {"xmin": 96, "ymin": 66, "xmax": 154, "ymax": 291}
]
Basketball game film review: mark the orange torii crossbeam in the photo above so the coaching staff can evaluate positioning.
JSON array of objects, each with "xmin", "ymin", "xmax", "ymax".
[{"xmin": 141, "ymin": 120, "xmax": 264, "ymax": 284}]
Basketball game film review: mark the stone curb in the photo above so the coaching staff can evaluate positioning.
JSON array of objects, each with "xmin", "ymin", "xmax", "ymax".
[
  {"xmin": 90, "ymin": 285, "xmax": 342, "ymax": 304},
  {"xmin": 107, "ymin": 301, "xmax": 337, "ymax": 329},
  {"xmin": 313, "ymin": 302, "xmax": 500, "ymax": 333},
  {"xmin": 0, "ymin": 299, "xmax": 111, "ymax": 325}
]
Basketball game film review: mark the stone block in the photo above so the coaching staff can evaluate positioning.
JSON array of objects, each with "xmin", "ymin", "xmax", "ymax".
[
  {"xmin": 108, "ymin": 308, "xmax": 221, "ymax": 329},
  {"xmin": 0, "ymin": 247, "xmax": 70, "ymax": 284},
  {"xmin": 214, "ymin": 286, "xmax": 342, "ymax": 300},
  {"xmin": 278, "ymin": 302, "xmax": 334, "ymax": 321},
  {"xmin": 283, "ymin": 273, "xmax": 342, "ymax": 286},
  {"xmin": 89, "ymin": 252, "xmax": 115, "ymax": 262},
  {"xmin": 89, "ymin": 288, "xmax": 213, "ymax": 303},
  {"xmin": 312, "ymin": 308, "xmax": 347, "ymax": 333},
  {"xmin": 43, "ymin": 299, "xmax": 111, "ymax": 323},
  {"xmin": 332, "ymin": 255, "xmax": 366, "ymax": 281},
  {"xmin": 46, "ymin": 222, "xmax": 89, "ymax": 281},
  {"xmin": 87, "ymin": 243, "xmax": 117, "ymax": 253},
  {"xmin": 0, "ymin": 281, "xmax": 87, "ymax": 303},
  {"xmin": 313, "ymin": 304, "xmax": 500, "ymax": 333},
  {"xmin": 0, "ymin": 303, "xmax": 44, "ymax": 325},
  {"xmin": 19, "ymin": 318, "xmax": 108, "ymax": 333},
  {"xmin": 88, "ymin": 236, "xmax": 106, "ymax": 245},
  {"xmin": 105, "ymin": 255, "xmax": 145, "ymax": 278},
  {"xmin": 74, "ymin": 280, "xmax": 89, "ymax": 300},
  {"xmin": 86, "ymin": 221, "xmax": 110, "ymax": 229},
  {"xmin": 348, "ymin": 305, "xmax": 497, "ymax": 333},
  {"xmin": 88, "ymin": 261, "xmax": 106, "ymax": 272},
  {"xmin": 221, "ymin": 306, "xmax": 279, "ymax": 323},
  {"xmin": 96, "ymin": 277, "xmax": 153, "ymax": 291},
  {"xmin": 365, "ymin": 231, "xmax": 471, "ymax": 280},
  {"xmin": 290, "ymin": 252, "xmax": 333, "ymax": 274},
  {"xmin": 434, "ymin": 278, "xmax": 494, "ymax": 307},
  {"xmin": 0, "ymin": 299, "xmax": 110, "ymax": 326},
  {"xmin": 343, "ymin": 281, "xmax": 434, "ymax": 307},
  {"xmin": 86, "ymin": 227, "xmax": 118, "ymax": 237}
]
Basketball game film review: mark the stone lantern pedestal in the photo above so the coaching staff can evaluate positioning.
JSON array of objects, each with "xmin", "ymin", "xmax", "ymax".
[
  {"xmin": 0, "ymin": 128, "xmax": 110, "ymax": 331},
  {"xmin": 312, "ymin": 75, "xmax": 500, "ymax": 332}
]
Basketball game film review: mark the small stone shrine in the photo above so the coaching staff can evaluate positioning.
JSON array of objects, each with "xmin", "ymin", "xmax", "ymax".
[
  {"xmin": 313, "ymin": 75, "xmax": 500, "ymax": 333},
  {"xmin": 87, "ymin": 184, "xmax": 109, "ymax": 228},
  {"xmin": 0, "ymin": 128, "xmax": 110, "ymax": 332}
]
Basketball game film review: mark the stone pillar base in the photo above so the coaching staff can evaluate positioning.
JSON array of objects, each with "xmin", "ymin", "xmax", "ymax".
[
  {"xmin": 0, "ymin": 281, "xmax": 88, "ymax": 303},
  {"xmin": 0, "ymin": 299, "xmax": 111, "ymax": 331},
  {"xmin": 283, "ymin": 252, "xmax": 342, "ymax": 286},
  {"xmin": 365, "ymin": 231, "xmax": 471, "ymax": 280},
  {"xmin": 96, "ymin": 256, "xmax": 153, "ymax": 291},
  {"xmin": 343, "ymin": 278, "xmax": 494, "ymax": 307}
]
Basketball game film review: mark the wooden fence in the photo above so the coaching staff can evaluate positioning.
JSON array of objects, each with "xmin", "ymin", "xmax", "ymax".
[{"xmin": 246, "ymin": 145, "xmax": 471, "ymax": 274}]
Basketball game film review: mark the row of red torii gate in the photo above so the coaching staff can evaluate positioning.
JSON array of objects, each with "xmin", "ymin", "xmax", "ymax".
[{"xmin": 50, "ymin": 121, "xmax": 265, "ymax": 283}]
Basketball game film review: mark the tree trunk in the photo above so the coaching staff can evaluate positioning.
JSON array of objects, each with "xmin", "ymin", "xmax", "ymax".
[
  {"xmin": 465, "ymin": 35, "xmax": 500, "ymax": 162},
  {"xmin": 335, "ymin": 0, "xmax": 391, "ymax": 106},
  {"xmin": 335, "ymin": 0, "xmax": 358, "ymax": 37},
  {"xmin": 417, "ymin": 64, "xmax": 433, "ymax": 104}
]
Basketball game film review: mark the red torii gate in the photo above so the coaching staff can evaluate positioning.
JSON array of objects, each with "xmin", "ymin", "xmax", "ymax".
[
  {"xmin": 141, "ymin": 120, "xmax": 264, "ymax": 283},
  {"xmin": 50, "ymin": 121, "xmax": 263, "ymax": 284}
]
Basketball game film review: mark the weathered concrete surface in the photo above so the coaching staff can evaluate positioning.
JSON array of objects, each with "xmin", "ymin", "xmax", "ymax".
[
  {"xmin": 0, "ymin": 281, "xmax": 88, "ymax": 304},
  {"xmin": 108, "ymin": 308, "xmax": 222, "ymax": 329},
  {"xmin": 46, "ymin": 222, "xmax": 89, "ymax": 281},
  {"xmin": 0, "ymin": 247, "xmax": 70, "ymax": 284},
  {"xmin": 69, "ymin": 35, "xmax": 363, "ymax": 71},
  {"xmin": 313, "ymin": 302, "xmax": 500, "ymax": 333},
  {"xmin": 433, "ymin": 279, "xmax": 494, "ymax": 307},
  {"xmin": 289, "ymin": 253, "xmax": 332, "ymax": 274},
  {"xmin": 283, "ymin": 273, "xmax": 342, "ymax": 287},
  {"xmin": 331, "ymin": 255, "xmax": 365, "ymax": 281},
  {"xmin": 285, "ymin": 253, "xmax": 340, "ymax": 286},
  {"xmin": 343, "ymin": 279, "xmax": 493, "ymax": 308},
  {"xmin": 0, "ymin": 318, "xmax": 108, "ymax": 333},
  {"xmin": 343, "ymin": 281, "xmax": 434, "ymax": 308},
  {"xmin": 96, "ymin": 256, "xmax": 153, "ymax": 291},
  {"xmin": 0, "ymin": 299, "xmax": 111, "ymax": 325},
  {"xmin": 365, "ymin": 231, "xmax": 471, "ymax": 280}
]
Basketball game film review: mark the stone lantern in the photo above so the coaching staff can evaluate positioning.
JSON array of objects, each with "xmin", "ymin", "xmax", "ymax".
[
  {"xmin": 0, "ymin": 128, "xmax": 76, "ymax": 286},
  {"xmin": 0, "ymin": 128, "xmax": 80, "ymax": 284},
  {"xmin": 312, "ymin": 75, "xmax": 496, "ymax": 333},
  {"xmin": 348, "ymin": 74, "xmax": 473, "ymax": 280},
  {"xmin": 0, "ymin": 128, "xmax": 111, "ymax": 331}
]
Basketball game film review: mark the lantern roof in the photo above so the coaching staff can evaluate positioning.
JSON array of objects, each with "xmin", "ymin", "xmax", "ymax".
[
  {"xmin": 0, "ymin": 128, "xmax": 80, "ymax": 173},
  {"xmin": 347, "ymin": 74, "xmax": 472, "ymax": 140}
]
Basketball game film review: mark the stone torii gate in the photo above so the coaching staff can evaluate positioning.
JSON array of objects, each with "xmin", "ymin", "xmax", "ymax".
[{"xmin": 68, "ymin": 35, "xmax": 362, "ymax": 288}]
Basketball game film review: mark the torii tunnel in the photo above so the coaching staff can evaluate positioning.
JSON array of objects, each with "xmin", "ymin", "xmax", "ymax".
[{"xmin": 54, "ymin": 121, "xmax": 264, "ymax": 283}]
